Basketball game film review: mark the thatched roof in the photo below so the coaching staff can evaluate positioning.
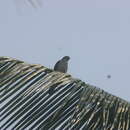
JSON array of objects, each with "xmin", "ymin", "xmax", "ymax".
[{"xmin": 1, "ymin": 56, "xmax": 130, "ymax": 130}]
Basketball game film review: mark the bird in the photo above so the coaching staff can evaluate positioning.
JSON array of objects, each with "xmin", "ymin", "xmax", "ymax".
[
  {"xmin": 54, "ymin": 56, "xmax": 70, "ymax": 73},
  {"xmin": 48, "ymin": 56, "xmax": 70, "ymax": 95}
]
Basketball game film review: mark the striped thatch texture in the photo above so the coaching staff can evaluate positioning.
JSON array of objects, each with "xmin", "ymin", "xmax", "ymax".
[{"xmin": 0, "ymin": 57, "xmax": 130, "ymax": 130}]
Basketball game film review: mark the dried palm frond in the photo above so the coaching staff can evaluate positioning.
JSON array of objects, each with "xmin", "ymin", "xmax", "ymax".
[
  {"xmin": 0, "ymin": 56, "xmax": 130, "ymax": 130},
  {"xmin": 14, "ymin": 0, "xmax": 43, "ymax": 8}
]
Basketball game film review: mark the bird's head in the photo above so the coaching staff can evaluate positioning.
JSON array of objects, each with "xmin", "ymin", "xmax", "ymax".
[{"xmin": 62, "ymin": 56, "xmax": 70, "ymax": 62}]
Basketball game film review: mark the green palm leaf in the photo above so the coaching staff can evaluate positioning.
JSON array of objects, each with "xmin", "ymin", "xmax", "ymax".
[{"xmin": 1, "ymin": 56, "xmax": 130, "ymax": 130}]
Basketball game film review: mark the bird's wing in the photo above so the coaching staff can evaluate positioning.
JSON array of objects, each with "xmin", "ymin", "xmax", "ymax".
[{"xmin": 54, "ymin": 60, "xmax": 61, "ymax": 70}]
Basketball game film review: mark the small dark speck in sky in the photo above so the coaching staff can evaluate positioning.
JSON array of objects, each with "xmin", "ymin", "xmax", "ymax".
[
  {"xmin": 107, "ymin": 75, "xmax": 111, "ymax": 79},
  {"xmin": 57, "ymin": 47, "xmax": 63, "ymax": 51}
]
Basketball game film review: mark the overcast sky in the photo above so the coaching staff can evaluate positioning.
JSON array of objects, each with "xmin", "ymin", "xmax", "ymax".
[{"xmin": 0, "ymin": 0, "xmax": 130, "ymax": 101}]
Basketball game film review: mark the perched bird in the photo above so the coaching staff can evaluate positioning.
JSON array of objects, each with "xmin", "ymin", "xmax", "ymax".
[
  {"xmin": 54, "ymin": 56, "xmax": 70, "ymax": 73},
  {"xmin": 48, "ymin": 56, "xmax": 70, "ymax": 95}
]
